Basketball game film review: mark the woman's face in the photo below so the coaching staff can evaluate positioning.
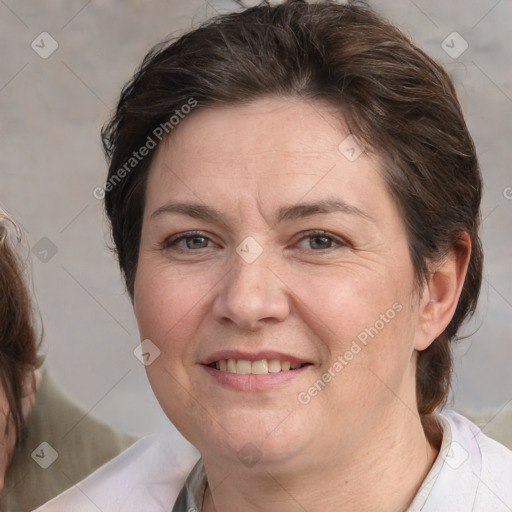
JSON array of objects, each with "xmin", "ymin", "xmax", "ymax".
[{"xmin": 134, "ymin": 97, "xmax": 431, "ymax": 469}]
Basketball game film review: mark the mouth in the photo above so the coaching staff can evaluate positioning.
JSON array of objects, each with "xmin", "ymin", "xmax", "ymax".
[
  {"xmin": 207, "ymin": 358, "xmax": 311, "ymax": 375},
  {"xmin": 201, "ymin": 352, "xmax": 313, "ymax": 391}
]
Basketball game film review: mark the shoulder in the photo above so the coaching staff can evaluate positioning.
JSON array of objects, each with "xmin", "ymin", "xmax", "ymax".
[
  {"xmin": 448, "ymin": 411, "xmax": 512, "ymax": 508},
  {"xmin": 445, "ymin": 410, "xmax": 512, "ymax": 469},
  {"xmin": 34, "ymin": 431, "xmax": 199, "ymax": 512},
  {"xmin": 424, "ymin": 410, "xmax": 512, "ymax": 512}
]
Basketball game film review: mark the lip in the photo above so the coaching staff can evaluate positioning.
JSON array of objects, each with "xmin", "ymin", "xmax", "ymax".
[
  {"xmin": 201, "ymin": 363, "xmax": 312, "ymax": 391},
  {"xmin": 201, "ymin": 350, "xmax": 309, "ymax": 366}
]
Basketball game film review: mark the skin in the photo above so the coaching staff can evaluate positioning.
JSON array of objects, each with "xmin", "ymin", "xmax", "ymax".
[{"xmin": 133, "ymin": 97, "xmax": 470, "ymax": 512}]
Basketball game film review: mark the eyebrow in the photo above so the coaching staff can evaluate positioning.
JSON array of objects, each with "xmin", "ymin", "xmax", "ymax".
[{"xmin": 150, "ymin": 199, "xmax": 372, "ymax": 225}]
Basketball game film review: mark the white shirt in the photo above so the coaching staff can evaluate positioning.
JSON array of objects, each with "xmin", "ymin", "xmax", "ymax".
[{"xmin": 34, "ymin": 411, "xmax": 512, "ymax": 511}]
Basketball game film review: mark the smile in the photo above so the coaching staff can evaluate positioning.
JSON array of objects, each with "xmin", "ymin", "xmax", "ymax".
[{"xmin": 209, "ymin": 359, "xmax": 309, "ymax": 374}]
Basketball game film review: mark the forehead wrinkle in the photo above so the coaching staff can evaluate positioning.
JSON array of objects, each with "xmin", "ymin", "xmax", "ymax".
[
  {"xmin": 150, "ymin": 201, "xmax": 228, "ymax": 229},
  {"xmin": 273, "ymin": 199, "xmax": 373, "ymax": 226},
  {"xmin": 150, "ymin": 197, "xmax": 373, "ymax": 233}
]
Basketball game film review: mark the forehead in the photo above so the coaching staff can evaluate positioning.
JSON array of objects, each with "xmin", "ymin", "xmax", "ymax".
[
  {"xmin": 158, "ymin": 97, "xmax": 348, "ymax": 169},
  {"xmin": 143, "ymin": 97, "xmax": 393, "ymax": 223}
]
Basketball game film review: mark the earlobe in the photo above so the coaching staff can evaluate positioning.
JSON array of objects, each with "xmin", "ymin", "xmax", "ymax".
[{"xmin": 414, "ymin": 233, "xmax": 472, "ymax": 351}]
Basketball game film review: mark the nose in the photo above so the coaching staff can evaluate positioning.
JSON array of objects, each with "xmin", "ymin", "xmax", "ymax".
[{"xmin": 211, "ymin": 251, "xmax": 291, "ymax": 331}]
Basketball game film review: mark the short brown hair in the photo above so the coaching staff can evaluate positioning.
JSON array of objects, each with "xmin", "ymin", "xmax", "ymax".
[
  {"xmin": 101, "ymin": 0, "xmax": 482, "ymax": 417},
  {"xmin": 0, "ymin": 219, "xmax": 41, "ymax": 442}
]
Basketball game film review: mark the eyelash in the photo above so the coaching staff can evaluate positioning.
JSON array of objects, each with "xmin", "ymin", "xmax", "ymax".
[{"xmin": 160, "ymin": 230, "xmax": 347, "ymax": 252}]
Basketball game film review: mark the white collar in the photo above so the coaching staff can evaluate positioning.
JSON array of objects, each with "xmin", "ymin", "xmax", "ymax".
[{"xmin": 35, "ymin": 411, "xmax": 512, "ymax": 511}]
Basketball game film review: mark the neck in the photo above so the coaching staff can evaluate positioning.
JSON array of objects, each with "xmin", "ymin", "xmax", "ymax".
[{"xmin": 201, "ymin": 411, "xmax": 441, "ymax": 512}]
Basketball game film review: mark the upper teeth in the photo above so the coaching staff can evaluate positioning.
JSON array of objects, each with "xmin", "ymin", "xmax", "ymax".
[{"xmin": 214, "ymin": 359, "xmax": 303, "ymax": 374}]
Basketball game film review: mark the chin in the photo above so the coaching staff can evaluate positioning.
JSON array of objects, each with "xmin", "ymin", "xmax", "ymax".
[{"xmin": 189, "ymin": 411, "xmax": 310, "ymax": 467}]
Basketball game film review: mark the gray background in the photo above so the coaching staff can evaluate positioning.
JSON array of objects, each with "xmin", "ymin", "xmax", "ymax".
[{"xmin": 0, "ymin": 0, "xmax": 511, "ymax": 445}]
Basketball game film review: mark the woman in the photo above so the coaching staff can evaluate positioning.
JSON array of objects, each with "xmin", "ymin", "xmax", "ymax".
[
  {"xmin": 0, "ymin": 209, "xmax": 137, "ymax": 511},
  {"xmin": 36, "ymin": 1, "xmax": 512, "ymax": 510},
  {"xmin": 0, "ymin": 212, "xmax": 41, "ymax": 504}
]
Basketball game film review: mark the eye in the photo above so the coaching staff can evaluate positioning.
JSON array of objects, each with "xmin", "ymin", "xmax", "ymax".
[
  {"xmin": 161, "ymin": 231, "xmax": 214, "ymax": 251},
  {"xmin": 295, "ymin": 230, "xmax": 345, "ymax": 250},
  {"xmin": 160, "ymin": 230, "xmax": 346, "ymax": 252}
]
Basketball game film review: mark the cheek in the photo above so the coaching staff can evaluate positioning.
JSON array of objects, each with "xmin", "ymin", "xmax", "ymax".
[
  {"xmin": 133, "ymin": 264, "xmax": 206, "ymax": 429},
  {"xmin": 300, "ymin": 268, "xmax": 404, "ymax": 342},
  {"xmin": 300, "ymin": 267, "xmax": 416, "ymax": 389},
  {"xmin": 133, "ymin": 259, "xmax": 227, "ymax": 397},
  {"xmin": 134, "ymin": 261, "xmax": 206, "ymax": 343}
]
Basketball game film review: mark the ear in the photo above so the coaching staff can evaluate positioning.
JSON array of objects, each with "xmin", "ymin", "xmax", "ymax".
[{"xmin": 414, "ymin": 232, "xmax": 471, "ymax": 351}]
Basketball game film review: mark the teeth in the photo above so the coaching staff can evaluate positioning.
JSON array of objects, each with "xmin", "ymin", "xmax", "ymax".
[
  {"xmin": 251, "ymin": 360, "xmax": 269, "ymax": 374},
  {"xmin": 236, "ymin": 360, "xmax": 252, "ymax": 374},
  {"xmin": 213, "ymin": 358, "xmax": 304, "ymax": 374},
  {"xmin": 268, "ymin": 359, "xmax": 281, "ymax": 373}
]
